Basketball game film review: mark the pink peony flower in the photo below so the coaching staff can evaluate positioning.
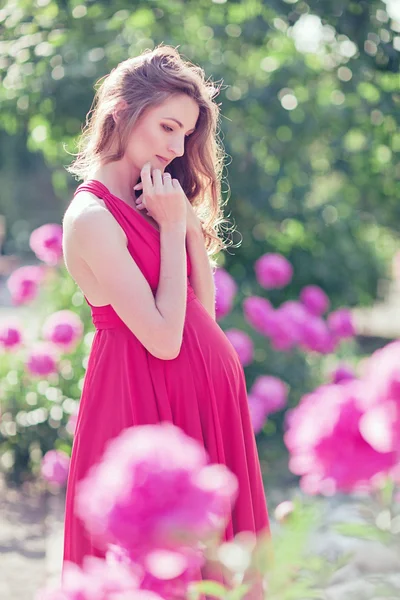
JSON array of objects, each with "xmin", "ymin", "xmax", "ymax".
[
  {"xmin": 75, "ymin": 423, "xmax": 238, "ymax": 559},
  {"xmin": 268, "ymin": 307, "xmax": 300, "ymax": 352},
  {"xmin": 300, "ymin": 285, "xmax": 330, "ymax": 316},
  {"xmin": 243, "ymin": 296, "xmax": 277, "ymax": 337},
  {"xmin": 35, "ymin": 555, "xmax": 150, "ymax": 600},
  {"xmin": 0, "ymin": 319, "xmax": 23, "ymax": 350},
  {"xmin": 26, "ymin": 342, "xmax": 58, "ymax": 376},
  {"xmin": 330, "ymin": 363, "xmax": 356, "ymax": 385},
  {"xmin": 250, "ymin": 375, "xmax": 288, "ymax": 415},
  {"xmin": 225, "ymin": 328, "xmax": 254, "ymax": 366},
  {"xmin": 300, "ymin": 315, "xmax": 337, "ymax": 354},
  {"xmin": 284, "ymin": 381, "xmax": 397, "ymax": 495},
  {"xmin": 42, "ymin": 310, "xmax": 84, "ymax": 351},
  {"xmin": 358, "ymin": 340, "xmax": 400, "ymax": 455},
  {"xmin": 30, "ymin": 223, "xmax": 63, "ymax": 266},
  {"xmin": 327, "ymin": 308, "xmax": 355, "ymax": 339},
  {"xmin": 248, "ymin": 394, "xmax": 268, "ymax": 434},
  {"xmin": 7, "ymin": 265, "xmax": 44, "ymax": 306},
  {"xmin": 254, "ymin": 253, "xmax": 293, "ymax": 289},
  {"xmin": 41, "ymin": 449, "xmax": 70, "ymax": 486},
  {"xmin": 213, "ymin": 268, "xmax": 238, "ymax": 320}
]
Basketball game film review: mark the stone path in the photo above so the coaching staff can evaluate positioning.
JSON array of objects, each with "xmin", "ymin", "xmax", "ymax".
[{"xmin": 0, "ymin": 477, "xmax": 64, "ymax": 600}]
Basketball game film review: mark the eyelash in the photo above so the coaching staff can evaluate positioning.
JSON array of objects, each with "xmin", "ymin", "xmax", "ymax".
[{"xmin": 162, "ymin": 124, "xmax": 191, "ymax": 138}]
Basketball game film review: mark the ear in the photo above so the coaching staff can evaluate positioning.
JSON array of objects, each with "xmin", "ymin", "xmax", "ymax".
[{"xmin": 112, "ymin": 100, "xmax": 128, "ymax": 124}]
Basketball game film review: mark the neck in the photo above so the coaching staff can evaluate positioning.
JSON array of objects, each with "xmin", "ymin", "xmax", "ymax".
[{"xmin": 90, "ymin": 158, "xmax": 140, "ymax": 206}]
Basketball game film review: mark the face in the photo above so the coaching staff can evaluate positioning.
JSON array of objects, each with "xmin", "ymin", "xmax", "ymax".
[{"xmin": 125, "ymin": 93, "xmax": 200, "ymax": 173}]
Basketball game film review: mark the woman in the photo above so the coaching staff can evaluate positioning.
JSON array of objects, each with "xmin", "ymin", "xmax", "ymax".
[{"xmin": 62, "ymin": 44, "xmax": 269, "ymax": 569}]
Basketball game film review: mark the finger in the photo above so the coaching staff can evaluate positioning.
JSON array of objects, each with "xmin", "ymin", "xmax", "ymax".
[
  {"xmin": 140, "ymin": 162, "xmax": 153, "ymax": 191},
  {"xmin": 163, "ymin": 172, "xmax": 173, "ymax": 189},
  {"xmin": 133, "ymin": 182, "xmax": 143, "ymax": 191},
  {"xmin": 152, "ymin": 168, "xmax": 163, "ymax": 191}
]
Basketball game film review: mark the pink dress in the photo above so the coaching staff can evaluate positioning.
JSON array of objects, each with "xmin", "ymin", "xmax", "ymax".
[{"xmin": 63, "ymin": 180, "xmax": 270, "ymax": 566}]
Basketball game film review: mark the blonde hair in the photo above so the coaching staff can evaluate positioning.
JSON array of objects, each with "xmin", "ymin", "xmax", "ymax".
[{"xmin": 67, "ymin": 44, "xmax": 234, "ymax": 260}]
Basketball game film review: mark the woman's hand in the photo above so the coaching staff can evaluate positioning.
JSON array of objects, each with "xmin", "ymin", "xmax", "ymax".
[
  {"xmin": 133, "ymin": 163, "xmax": 186, "ymax": 229},
  {"xmin": 134, "ymin": 171, "xmax": 203, "ymax": 235}
]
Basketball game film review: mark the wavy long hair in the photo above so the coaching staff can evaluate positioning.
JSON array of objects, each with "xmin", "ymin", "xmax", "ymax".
[{"xmin": 67, "ymin": 44, "xmax": 233, "ymax": 260}]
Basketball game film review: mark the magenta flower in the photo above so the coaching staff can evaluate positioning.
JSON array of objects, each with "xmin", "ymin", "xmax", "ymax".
[
  {"xmin": 254, "ymin": 253, "xmax": 293, "ymax": 289},
  {"xmin": 243, "ymin": 296, "xmax": 277, "ymax": 337},
  {"xmin": 26, "ymin": 343, "xmax": 58, "ymax": 376},
  {"xmin": 75, "ymin": 423, "xmax": 238, "ymax": 559},
  {"xmin": 269, "ymin": 308, "xmax": 299, "ymax": 352},
  {"xmin": 140, "ymin": 548, "xmax": 204, "ymax": 598},
  {"xmin": 41, "ymin": 449, "xmax": 70, "ymax": 486},
  {"xmin": 358, "ymin": 340, "xmax": 400, "ymax": 455},
  {"xmin": 248, "ymin": 394, "xmax": 268, "ymax": 434},
  {"xmin": 7, "ymin": 265, "xmax": 44, "ymax": 306},
  {"xmin": 300, "ymin": 315, "xmax": 337, "ymax": 354},
  {"xmin": 225, "ymin": 328, "xmax": 254, "ymax": 366},
  {"xmin": 36, "ymin": 556, "xmax": 150, "ymax": 600},
  {"xmin": 250, "ymin": 375, "xmax": 288, "ymax": 415},
  {"xmin": 0, "ymin": 319, "xmax": 23, "ymax": 350},
  {"xmin": 330, "ymin": 363, "xmax": 356, "ymax": 385},
  {"xmin": 327, "ymin": 308, "xmax": 355, "ymax": 339},
  {"xmin": 300, "ymin": 285, "xmax": 330, "ymax": 316},
  {"xmin": 284, "ymin": 381, "xmax": 397, "ymax": 495},
  {"xmin": 30, "ymin": 223, "xmax": 63, "ymax": 266},
  {"xmin": 42, "ymin": 310, "xmax": 84, "ymax": 351}
]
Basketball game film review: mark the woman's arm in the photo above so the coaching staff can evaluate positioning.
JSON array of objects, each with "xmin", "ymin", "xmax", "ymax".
[{"xmin": 186, "ymin": 218, "xmax": 216, "ymax": 321}]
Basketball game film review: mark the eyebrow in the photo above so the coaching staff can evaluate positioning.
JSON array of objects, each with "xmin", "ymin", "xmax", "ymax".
[{"xmin": 162, "ymin": 117, "xmax": 196, "ymax": 134}]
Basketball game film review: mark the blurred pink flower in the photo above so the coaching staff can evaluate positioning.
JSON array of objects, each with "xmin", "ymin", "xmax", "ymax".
[
  {"xmin": 358, "ymin": 340, "xmax": 400, "ymax": 455},
  {"xmin": 269, "ymin": 306, "xmax": 301, "ymax": 352},
  {"xmin": 248, "ymin": 394, "xmax": 268, "ymax": 434},
  {"xmin": 106, "ymin": 544, "xmax": 202, "ymax": 599},
  {"xmin": 284, "ymin": 381, "xmax": 397, "ymax": 495},
  {"xmin": 75, "ymin": 423, "xmax": 238, "ymax": 560},
  {"xmin": 300, "ymin": 285, "xmax": 330, "ymax": 316},
  {"xmin": 0, "ymin": 319, "xmax": 23, "ymax": 350},
  {"xmin": 42, "ymin": 310, "xmax": 84, "ymax": 351},
  {"xmin": 274, "ymin": 501, "xmax": 295, "ymax": 524},
  {"xmin": 300, "ymin": 315, "xmax": 337, "ymax": 354},
  {"xmin": 26, "ymin": 342, "xmax": 58, "ymax": 376},
  {"xmin": 66, "ymin": 411, "xmax": 78, "ymax": 436},
  {"xmin": 140, "ymin": 548, "xmax": 204, "ymax": 598},
  {"xmin": 214, "ymin": 268, "xmax": 238, "ymax": 320},
  {"xmin": 41, "ymin": 449, "xmax": 70, "ymax": 486},
  {"xmin": 327, "ymin": 308, "xmax": 355, "ymax": 339},
  {"xmin": 254, "ymin": 253, "xmax": 293, "ymax": 289},
  {"xmin": 330, "ymin": 363, "xmax": 356, "ymax": 385},
  {"xmin": 36, "ymin": 556, "xmax": 150, "ymax": 600},
  {"xmin": 250, "ymin": 375, "xmax": 288, "ymax": 415},
  {"xmin": 243, "ymin": 296, "xmax": 277, "ymax": 337},
  {"xmin": 225, "ymin": 328, "xmax": 254, "ymax": 366},
  {"xmin": 30, "ymin": 223, "xmax": 63, "ymax": 266},
  {"xmin": 7, "ymin": 265, "xmax": 44, "ymax": 306}
]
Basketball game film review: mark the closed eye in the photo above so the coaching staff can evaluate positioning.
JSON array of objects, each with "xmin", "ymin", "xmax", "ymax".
[{"xmin": 162, "ymin": 124, "xmax": 192, "ymax": 138}]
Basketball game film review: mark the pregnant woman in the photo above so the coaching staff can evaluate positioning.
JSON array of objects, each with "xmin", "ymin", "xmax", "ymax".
[{"xmin": 62, "ymin": 44, "xmax": 269, "ymax": 569}]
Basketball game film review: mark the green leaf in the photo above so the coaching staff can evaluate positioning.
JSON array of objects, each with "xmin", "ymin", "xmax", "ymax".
[
  {"xmin": 189, "ymin": 580, "xmax": 229, "ymax": 598},
  {"xmin": 334, "ymin": 522, "xmax": 390, "ymax": 543}
]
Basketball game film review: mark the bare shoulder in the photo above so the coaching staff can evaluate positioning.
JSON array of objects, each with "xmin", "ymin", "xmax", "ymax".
[{"xmin": 63, "ymin": 190, "xmax": 127, "ymax": 246}]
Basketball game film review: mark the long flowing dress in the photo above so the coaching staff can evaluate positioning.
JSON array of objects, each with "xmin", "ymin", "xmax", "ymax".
[{"xmin": 63, "ymin": 180, "xmax": 270, "ymax": 567}]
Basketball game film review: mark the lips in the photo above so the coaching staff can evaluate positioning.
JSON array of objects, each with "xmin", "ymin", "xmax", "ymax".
[{"xmin": 156, "ymin": 155, "xmax": 169, "ymax": 164}]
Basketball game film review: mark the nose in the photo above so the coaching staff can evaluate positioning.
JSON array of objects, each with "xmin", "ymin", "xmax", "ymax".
[{"xmin": 168, "ymin": 137, "xmax": 185, "ymax": 158}]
